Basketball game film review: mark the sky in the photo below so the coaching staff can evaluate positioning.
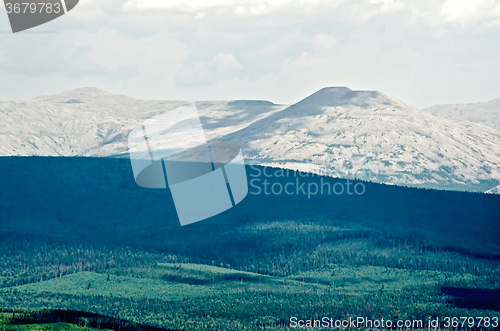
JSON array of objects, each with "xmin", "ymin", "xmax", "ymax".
[{"xmin": 0, "ymin": 0, "xmax": 500, "ymax": 108}]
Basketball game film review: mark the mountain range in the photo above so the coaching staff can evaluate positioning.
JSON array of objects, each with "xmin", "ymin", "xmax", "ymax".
[
  {"xmin": 423, "ymin": 98, "xmax": 500, "ymax": 131},
  {"xmin": 1, "ymin": 87, "xmax": 499, "ymax": 193}
]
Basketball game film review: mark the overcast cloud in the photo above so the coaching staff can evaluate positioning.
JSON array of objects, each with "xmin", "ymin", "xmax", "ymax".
[{"xmin": 1, "ymin": 0, "xmax": 499, "ymax": 107}]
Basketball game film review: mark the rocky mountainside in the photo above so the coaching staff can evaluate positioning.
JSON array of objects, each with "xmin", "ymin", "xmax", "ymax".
[
  {"xmin": 223, "ymin": 87, "xmax": 500, "ymax": 192},
  {"xmin": 0, "ymin": 87, "xmax": 286, "ymax": 157}
]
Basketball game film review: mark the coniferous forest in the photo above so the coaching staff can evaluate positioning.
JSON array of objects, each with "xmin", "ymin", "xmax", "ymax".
[{"xmin": 0, "ymin": 157, "xmax": 499, "ymax": 330}]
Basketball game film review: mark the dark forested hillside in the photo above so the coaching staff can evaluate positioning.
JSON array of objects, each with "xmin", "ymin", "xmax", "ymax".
[
  {"xmin": 0, "ymin": 157, "xmax": 499, "ymax": 330},
  {"xmin": 0, "ymin": 156, "xmax": 498, "ymax": 256}
]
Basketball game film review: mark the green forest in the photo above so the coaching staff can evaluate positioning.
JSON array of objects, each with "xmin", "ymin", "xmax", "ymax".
[
  {"xmin": 0, "ymin": 157, "xmax": 499, "ymax": 330},
  {"xmin": 1, "ymin": 225, "xmax": 499, "ymax": 330}
]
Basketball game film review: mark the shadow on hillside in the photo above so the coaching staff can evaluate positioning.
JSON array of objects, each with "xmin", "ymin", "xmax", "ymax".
[
  {"xmin": 6, "ymin": 308, "xmax": 174, "ymax": 331},
  {"xmin": 1, "ymin": 156, "xmax": 500, "ymax": 258},
  {"xmin": 441, "ymin": 287, "xmax": 500, "ymax": 311}
]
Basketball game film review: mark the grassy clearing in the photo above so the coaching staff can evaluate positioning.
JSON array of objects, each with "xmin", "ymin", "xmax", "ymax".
[
  {"xmin": 287, "ymin": 264, "xmax": 485, "ymax": 292},
  {"xmin": 157, "ymin": 262, "xmax": 277, "ymax": 285},
  {"xmin": 13, "ymin": 272, "xmax": 216, "ymax": 300},
  {"xmin": 12, "ymin": 265, "xmax": 329, "ymax": 301},
  {"xmin": 157, "ymin": 262, "xmax": 266, "ymax": 275}
]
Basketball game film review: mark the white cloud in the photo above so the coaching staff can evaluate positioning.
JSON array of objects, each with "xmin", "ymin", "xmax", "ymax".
[
  {"xmin": 176, "ymin": 62, "xmax": 213, "ymax": 86},
  {"xmin": 313, "ymin": 33, "xmax": 337, "ymax": 50},
  {"xmin": 351, "ymin": 0, "xmax": 406, "ymax": 20},
  {"xmin": 122, "ymin": 0, "xmax": 228, "ymax": 12},
  {"xmin": 65, "ymin": 0, "xmax": 107, "ymax": 21},
  {"xmin": 175, "ymin": 53, "xmax": 243, "ymax": 86},
  {"xmin": 73, "ymin": 28, "xmax": 190, "ymax": 76},
  {"xmin": 261, "ymin": 32, "xmax": 309, "ymax": 56},
  {"xmin": 1, "ymin": 0, "xmax": 500, "ymax": 109},
  {"xmin": 440, "ymin": 0, "xmax": 500, "ymax": 23},
  {"xmin": 369, "ymin": 0, "xmax": 406, "ymax": 13},
  {"xmin": 122, "ymin": 0, "xmax": 346, "ymax": 14},
  {"xmin": 194, "ymin": 12, "xmax": 206, "ymax": 19},
  {"xmin": 213, "ymin": 53, "xmax": 243, "ymax": 73}
]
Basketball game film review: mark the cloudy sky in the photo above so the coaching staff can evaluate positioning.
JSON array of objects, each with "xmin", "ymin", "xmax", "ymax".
[{"xmin": 1, "ymin": 0, "xmax": 499, "ymax": 108}]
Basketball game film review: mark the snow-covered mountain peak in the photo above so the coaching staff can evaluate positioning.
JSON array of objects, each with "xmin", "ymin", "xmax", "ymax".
[
  {"xmin": 221, "ymin": 87, "xmax": 500, "ymax": 192},
  {"xmin": 289, "ymin": 87, "xmax": 404, "ymax": 112}
]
